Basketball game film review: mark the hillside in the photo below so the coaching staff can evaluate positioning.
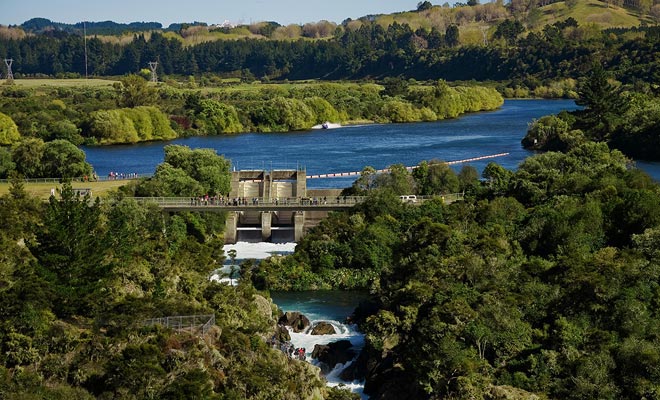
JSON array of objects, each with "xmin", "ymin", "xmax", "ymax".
[
  {"xmin": 8, "ymin": 1, "xmax": 650, "ymax": 46},
  {"xmin": 535, "ymin": 0, "xmax": 649, "ymax": 29}
]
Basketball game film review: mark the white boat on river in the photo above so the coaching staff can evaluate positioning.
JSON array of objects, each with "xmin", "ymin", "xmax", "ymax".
[{"xmin": 312, "ymin": 121, "xmax": 342, "ymax": 130}]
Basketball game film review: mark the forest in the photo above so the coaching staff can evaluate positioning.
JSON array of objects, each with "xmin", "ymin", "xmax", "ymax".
[
  {"xmin": 3, "ymin": 131, "xmax": 660, "ymax": 399},
  {"xmin": 2, "ymin": 1, "xmax": 660, "ymax": 399},
  {"xmin": 0, "ymin": 146, "xmax": 360, "ymax": 399},
  {"xmin": 252, "ymin": 141, "xmax": 660, "ymax": 399},
  {"xmin": 2, "ymin": 11, "xmax": 660, "ymax": 85}
]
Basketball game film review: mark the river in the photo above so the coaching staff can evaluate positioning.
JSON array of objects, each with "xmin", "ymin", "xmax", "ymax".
[
  {"xmin": 83, "ymin": 99, "xmax": 660, "ymax": 188},
  {"xmin": 82, "ymin": 99, "xmax": 660, "ymax": 185}
]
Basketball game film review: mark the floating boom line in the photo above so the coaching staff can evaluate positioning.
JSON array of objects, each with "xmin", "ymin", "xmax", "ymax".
[{"xmin": 306, "ymin": 153, "xmax": 510, "ymax": 179}]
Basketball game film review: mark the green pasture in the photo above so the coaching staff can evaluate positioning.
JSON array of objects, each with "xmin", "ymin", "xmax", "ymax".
[
  {"xmin": 538, "ymin": 0, "xmax": 648, "ymax": 29},
  {"xmin": 0, "ymin": 179, "xmax": 130, "ymax": 200},
  {"xmin": 12, "ymin": 78, "xmax": 118, "ymax": 88}
]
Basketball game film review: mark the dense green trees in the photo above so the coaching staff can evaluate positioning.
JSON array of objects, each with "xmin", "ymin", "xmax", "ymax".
[
  {"xmin": 4, "ymin": 138, "xmax": 93, "ymax": 178},
  {"xmin": 89, "ymin": 106, "xmax": 176, "ymax": 144},
  {"xmin": 0, "ymin": 79, "xmax": 502, "ymax": 148},
  {"xmin": 408, "ymin": 81, "xmax": 503, "ymax": 120},
  {"xmin": 130, "ymin": 145, "xmax": 231, "ymax": 197},
  {"xmin": 116, "ymin": 74, "xmax": 158, "ymax": 108},
  {"xmin": 523, "ymin": 66, "xmax": 660, "ymax": 161},
  {"xmin": 0, "ymin": 179, "xmax": 330, "ymax": 399},
  {"xmin": 196, "ymin": 99, "xmax": 244, "ymax": 134},
  {"xmin": 4, "ymin": 17, "xmax": 660, "ymax": 85},
  {"xmin": 252, "ymin": 141, "xmax": 660, "ymax": 399}
]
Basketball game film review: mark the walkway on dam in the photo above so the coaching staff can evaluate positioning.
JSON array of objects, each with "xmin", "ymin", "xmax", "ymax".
[
  {"xmin": 133, "ymin": 196, "xmax": 365, "ymax": 212},
  {"xmin": 132, "ymin": 193, "xmax": 464, "ymax": 212}
]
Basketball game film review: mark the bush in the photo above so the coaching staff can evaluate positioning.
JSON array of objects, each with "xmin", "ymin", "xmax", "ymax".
[
  {"xmin": 0, "ymin": 112, "xmax": 20, "ymax": 145},
  {"xmin": 88, "ymin": 107, "xmax": 177, "ymax": 144}
]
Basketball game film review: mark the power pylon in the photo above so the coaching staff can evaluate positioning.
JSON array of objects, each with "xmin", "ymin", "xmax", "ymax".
[
  {"xmin": 148, "ymin": 61, "xmax": 158, "ymax": 83},
  {"xmin": 4, "ymin": 58, "xmax": 14, "ymax": 82}
]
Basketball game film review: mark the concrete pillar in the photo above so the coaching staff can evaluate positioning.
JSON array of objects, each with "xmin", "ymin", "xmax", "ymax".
[
  {"xmin": 261, "ymin": 211, "xmax": 272, "ymax": 242},
  {"xmin": 295, "ymin": 170, "xmax": 306, "ymax": 198},
  {"xmin": 294, "ymin": 211, "xmax": 305, "ymax": 242},
  {"xmin": 263, "ymin": 174, "xmax": 271, "ymax": 201},
  {"xmin": 230, "ymin": 171, "xmax": 240, "ymax": 198},
  {"xmin": 225, "ymin": 212, "xmax": 238, "ymax": 244}
]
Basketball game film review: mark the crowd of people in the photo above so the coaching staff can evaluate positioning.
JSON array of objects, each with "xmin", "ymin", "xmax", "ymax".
[
  {"xmin": 267, "ymin": 333, "xmax": 307, "ymax": 361},
  {"xmin": 107, "ymin": 171, "xmax": 139, "ymax": 180},
  {"xmin": 190, "ymin": 195, "xmax": 231, "ymax": 206},
  {"xmin": 188, "ymin": 195, "xmax": 352, "ymax": 206}
]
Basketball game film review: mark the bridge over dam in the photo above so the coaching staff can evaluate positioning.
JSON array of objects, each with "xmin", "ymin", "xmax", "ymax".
[
  {"xmin": 131, "ymin": 153, "xmax": 507, "ymax": 243},
  {"xmin": 135, "ymin": 192, "xmax": 463, "ymax": 243},
  {"xmin": 134, "ymin": 194, "xmax": 368, "ymax": 243}
]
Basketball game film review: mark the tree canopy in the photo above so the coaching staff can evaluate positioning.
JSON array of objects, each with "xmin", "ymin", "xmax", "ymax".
[
  {"xmin": 0, "ymin": 112, "xmax": 20, "ymax": 145},
  {"xmin": 252, "ymin": 141, "xmax": 660, "ymax": 399}
]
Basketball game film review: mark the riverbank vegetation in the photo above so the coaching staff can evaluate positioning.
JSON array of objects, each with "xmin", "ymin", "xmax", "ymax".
[
  {"xmin": 250, "ymin": 142, "xmax": 660, "ymax": 399},
  {"xmin": 0, "ymin": 77, "xmax": 502, "ymax": 171},
  {"xmin": 523, "ymin": 63, "xmax": 660, "ymax": 161}
]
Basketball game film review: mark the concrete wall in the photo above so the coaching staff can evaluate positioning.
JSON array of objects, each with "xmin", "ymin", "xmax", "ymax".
[{"xmin": 225, "ymin": 169, "xmax": 311, "ymax": 243}]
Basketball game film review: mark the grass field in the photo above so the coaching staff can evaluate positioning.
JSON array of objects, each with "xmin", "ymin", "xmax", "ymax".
[
  {"xmin": 0, "ymin": 179, "xmax": 130, "ymax": 200},
  {"xmin": 538, "ymin": 0, "xmax": 648, "ymax": 29},
  {"xmin": 13, "ymin": 78, "xmax": 118, "ymax": 88}
]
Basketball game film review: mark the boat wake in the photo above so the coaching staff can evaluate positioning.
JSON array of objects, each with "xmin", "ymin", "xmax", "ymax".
[{"xmin": 312, "ymin": 121, "xmax": 342, "ymax": 130}]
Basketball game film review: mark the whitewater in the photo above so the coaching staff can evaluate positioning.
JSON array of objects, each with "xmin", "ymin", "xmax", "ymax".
[{"xmin": 212, "ymin": 242, "xmax": 367, "ymax": 398}]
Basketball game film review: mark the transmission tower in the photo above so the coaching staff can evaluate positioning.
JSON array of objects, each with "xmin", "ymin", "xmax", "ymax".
[
  {"xmin": 4, "ymin": 58, "xmax": 14, "ymax": 82},
  {"xmin": 148, "ymin": 61, "xmax": 158, "ymax": 83}
]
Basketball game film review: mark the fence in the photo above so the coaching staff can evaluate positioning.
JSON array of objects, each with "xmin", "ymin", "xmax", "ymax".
[
  {"xmin": 0, "ymin": 174, "xmax": 151, "ymax": 184},
  {"xmin": 143, "ymin": 314, "xmax": 216, "ymax": 335}
]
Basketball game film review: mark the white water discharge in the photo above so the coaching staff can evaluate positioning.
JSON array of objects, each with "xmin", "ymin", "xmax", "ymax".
[
  {"xmin": 212, "ymin": 242, "xmax": 367, "ymax": 398},
  {"xmin": 210, "ymin": 242, "xmax": 297, "ymax": 285},
  {"xmin": 287, "ymin": 321, "xmax": 367, "ymax": 398}
]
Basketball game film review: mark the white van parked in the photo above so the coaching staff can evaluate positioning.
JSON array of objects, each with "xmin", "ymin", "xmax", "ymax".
[{"xmin": 399, "ymin": 195, "xmax": 417, "ymax": 203}]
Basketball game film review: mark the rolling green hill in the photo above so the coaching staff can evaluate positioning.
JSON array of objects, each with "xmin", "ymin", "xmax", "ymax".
[{"xmin": 535, "ymin": 0, "xmax": 649, "ymax": 29}]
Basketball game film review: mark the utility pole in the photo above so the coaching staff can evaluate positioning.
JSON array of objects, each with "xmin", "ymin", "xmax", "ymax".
[
  {"xmin": 84, "ymin": 21, "xmax": 88, "ymax": 79},
  {"xmin": 148, "ymin": 61, "xmax": 158, "ymax": 83},
  {"xmin": 4, "ymin": 58, "xmax": 14, "ymax": 83}
]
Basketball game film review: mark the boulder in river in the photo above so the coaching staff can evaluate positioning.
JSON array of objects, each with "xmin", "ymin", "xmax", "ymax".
[
  {"xmin": 274, "ymin": 324, "xmax": 290, "ymax": 342},
  {"xmin": 311, "ymin": 340, "xmax": 355, "ymax": 372},
  {"xmin": 310, "ymin": 321, "xmax": 336, "ymax": 335},
  {"xmin": 277, "ymin": 311, "xmax": 311, "ymax": 333}
]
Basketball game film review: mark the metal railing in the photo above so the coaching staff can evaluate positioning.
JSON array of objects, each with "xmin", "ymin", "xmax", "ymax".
[
  {"xmin": 130, "ymin": 193, "xmax": 464, "ymax": 208},
  {"xmin": 143, "ymin": 314, "xmax": 216, "ymax": 335},
  {"xmin": 131, "ymin": 196, "xmax": 368, "ymax": 207},
  {"xmin": 0, "ymin": 174, "xmax": 150, "ymax": 184}
]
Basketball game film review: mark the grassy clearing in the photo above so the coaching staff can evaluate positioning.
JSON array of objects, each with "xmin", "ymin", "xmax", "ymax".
[
  {"xmin": 13, "ymin": 78, "xmax": 118, "ymax": 88},
  {"xmin": 539, "ymin": 0, "xmax": 647, "ymax": 29},
  {"xmin": 0, "ymin": 179, "xmax": 130, "ymax": 200}
]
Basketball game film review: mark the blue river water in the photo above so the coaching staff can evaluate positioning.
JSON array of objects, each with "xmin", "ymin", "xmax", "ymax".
[{"xmin": 82, "ymin": 99, "xmax": 660, "ymax": 188}]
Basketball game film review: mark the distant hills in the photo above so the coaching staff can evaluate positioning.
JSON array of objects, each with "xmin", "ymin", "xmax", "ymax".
[
  {"xmin": 12, "ymin": 0, "xmax": 652, "ymax": 39},
  {"xmin": 17, "ymin": 17, "xmax": 211, "ymax": 35}
]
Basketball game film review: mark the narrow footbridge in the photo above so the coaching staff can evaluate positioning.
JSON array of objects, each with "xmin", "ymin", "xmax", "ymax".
[
  {"xmin": 132, "ymin": 193, "xmax": 464, "ymax": 212},
  {"xmin": 132, "ymin": 196, "xmax": 366, "ymax": 212},
  {"xmin": 136, "ymin": 194, "xmax": 464, "ymax": 243}
]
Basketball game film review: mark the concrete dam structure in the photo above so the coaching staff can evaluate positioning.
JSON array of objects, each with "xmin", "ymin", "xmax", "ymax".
[{"xmin": 225, "ymin": 169, "xmax": 333, "ymax": 244}]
